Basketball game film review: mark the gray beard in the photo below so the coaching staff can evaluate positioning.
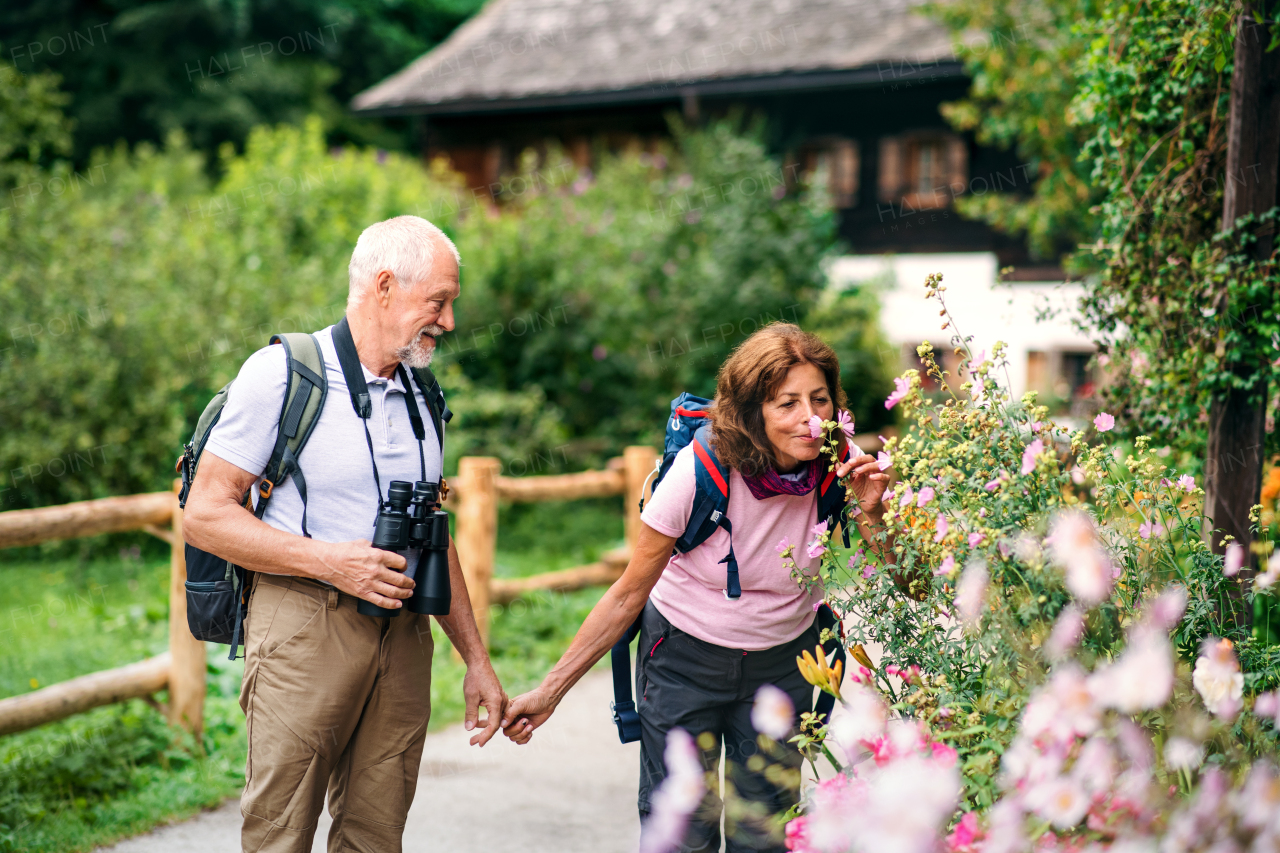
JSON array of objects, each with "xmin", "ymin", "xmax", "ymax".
[{"xmin": 395, "ymin": 327, "xmax": 441, "ymax": 369}]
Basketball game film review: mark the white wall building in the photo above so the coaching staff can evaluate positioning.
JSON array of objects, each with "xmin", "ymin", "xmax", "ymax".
[{"xmin": 830, "ymin": 252, "xmax": 1099, "ymax": 406}]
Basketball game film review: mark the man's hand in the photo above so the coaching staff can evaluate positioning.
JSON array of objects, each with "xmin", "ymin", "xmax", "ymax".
[
  {"xmin": 463, "ymin": 663, "xmax": 508, "ymax": 747},
  {"xmin": 315, "ymin": 540, "xmax": 414, "ymax": 608},
  {"xmin": 500, "ymin": 687, "xmax": 558, "ymax": 745},
  {"xmin": 837, "ymin": 453, "xmax": 890, "ymax": 518}
]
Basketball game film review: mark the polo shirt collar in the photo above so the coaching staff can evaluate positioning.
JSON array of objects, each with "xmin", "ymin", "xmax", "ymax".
[{"xmin": 359, "ymin": 361, "xmax": 407, "ymax": 393}]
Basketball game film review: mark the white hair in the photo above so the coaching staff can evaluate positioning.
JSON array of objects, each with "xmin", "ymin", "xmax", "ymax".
[{"xmin": 347, "ymin": 215, "xmax": 460, "ymax": 308}]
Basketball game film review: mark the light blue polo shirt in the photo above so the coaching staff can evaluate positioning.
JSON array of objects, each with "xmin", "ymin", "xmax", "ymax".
[{"xmin": 204, "ymin": 324, "xmax": 443, "ymax": 577}]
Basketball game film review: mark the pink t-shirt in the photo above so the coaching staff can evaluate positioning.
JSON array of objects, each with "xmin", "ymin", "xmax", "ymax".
[{"xmin": 640, "ymin": 444, "xmax": 823, "ymax": 650}]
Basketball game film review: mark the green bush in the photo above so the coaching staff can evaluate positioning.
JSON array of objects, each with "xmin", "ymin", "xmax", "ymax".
[{"xmin": 0, "ymin": 94, "xmax": 892, "ymax": 509}]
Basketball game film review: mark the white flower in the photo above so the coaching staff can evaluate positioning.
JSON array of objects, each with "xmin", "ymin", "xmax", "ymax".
[
  {"xmin": 1023, "ymin": 665, "xmax": 1100, "ymax": 743},
  {"xmin": 827, "ymin": 683, "xmax": 886, "ymax": 759},
  {"xmin": 1073, "ymin": 736, "xmax": 1116, "ymax": 795},
  {"xmin": 1090, "ymin": 627, "xmax": 1173, "ymax": 714},
  {"xmin": 1048, "ymin": 510, "xmax": 1114, "ymax": 606},
  {"xmin": 1256, "ymin": 551, "xmax": 1280, "ymax": 590},
  {"xmin": 751, "ymin": 684, "xmax": 795, "ymax": 741},
  {"xmin": 1163, "ymin": 737, "xmax": 1204, "ymax": 771},
  {"xmin": 1192, "ymin": 637, "xmax": 1244, "ymax": 719},
  {"xmin": 640, "ymin": 728, "xmax": 705, "ymax": 853},
  {"xmin": 1025, "ymin": 775, "xmax": 1090, "ymax": 829},
  {"xmin": 955, "ymin": 559, "xmax": 989, "ymax": 628},
  {"xmin": 860, "ymin": 756, "xmax": 960, "ymax": 853}
]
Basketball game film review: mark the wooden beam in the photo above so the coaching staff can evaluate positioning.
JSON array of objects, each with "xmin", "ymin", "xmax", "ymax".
[
  {"xmin": 0, "ymin": 492, "xmax": 173, "ymax": 550},
  {"xmin": 490, "ymin": 548, "xmax": 630, "ymax": 605},
  {"xmin": 455, "ymin": 457, "xmax": 501, "ymax": 648},
  {"xmin": 167, "ymin": 483, "xmax": 205, "ymax": 734},
  {"xmin": 623, "ymin": 446, "xmax": 659, "ymax": 551},
  {"xmin": 495, "ymin": 468, "xmax": 625, "ymax": 503},
  {"xmin": 0, "ymin": 653, "xmax": 171, "ymax": 736}
]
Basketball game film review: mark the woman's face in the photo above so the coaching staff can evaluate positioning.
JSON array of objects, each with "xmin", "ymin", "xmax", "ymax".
[{"xmin": 761, "ymin": 362, "xmax": 835, "ymax": 473}]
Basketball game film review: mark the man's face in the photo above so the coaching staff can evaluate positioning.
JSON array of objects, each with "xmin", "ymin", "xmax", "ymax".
[{"xmin": 386, "ymin": 253, "xmax": 459, "ymax": 369}]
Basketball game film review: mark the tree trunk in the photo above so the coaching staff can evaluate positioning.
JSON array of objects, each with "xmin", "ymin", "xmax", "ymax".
[{"xmin": 1203, "ymin": 1, "xmax": 1280, "ymax": 628}]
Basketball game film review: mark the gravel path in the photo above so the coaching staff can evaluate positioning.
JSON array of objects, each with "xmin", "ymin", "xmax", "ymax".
[{"xmin": 97, "ymin": 672, "xmax": 641, "ymax": 853}]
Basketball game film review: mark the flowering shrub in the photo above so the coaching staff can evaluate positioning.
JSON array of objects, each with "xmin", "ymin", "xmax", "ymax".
[{"xmin": 775, "ymin": 273, "xmax": 1280, "ymax": 850}]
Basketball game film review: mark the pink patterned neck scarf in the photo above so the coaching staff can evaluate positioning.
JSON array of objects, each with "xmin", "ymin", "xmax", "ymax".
[{"xmin": 740, "ymin": 459, "xmax": 820, "ymax": 500}]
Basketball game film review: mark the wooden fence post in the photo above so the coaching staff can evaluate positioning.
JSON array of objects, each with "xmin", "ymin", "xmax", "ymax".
[
  {"xmin": 624, "ymin": 446, "xmax": 659, "ymax": 552},
  {"xmin": 455, "ymin": 457, "xmax": 501, "ymax": 649},
  {"xmin": 168, "ymin": 481, "xmax": 205, "ymax": 734}
]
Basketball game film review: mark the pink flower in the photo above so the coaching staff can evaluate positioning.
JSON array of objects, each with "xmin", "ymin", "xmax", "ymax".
[
  {"xmin": 836, "ymin": 409, "xmax": 856, "ymax": 440},
  {"xmin": 1021, "ymin": 439, "xmax": 1044, "ymax": 475},
  {"xmin": 946, "ymin": 812, "xmax": 980, "ymax": 851},
  {"xmin": 1138, "ymin": 519, "xmax": 1166, "ymax": 540},
  {"xmin": 1224, "ymin": 543, "xmax": 1245, "ymax": 576},
  {"xmin": 1177, "ymin": 474, "xmax": 1195, "ymax": 492},
  {"xmin": 931, "ymin": 742, "xmax": 959, "ymax": 767},
  {"xmin": 935, "ymin": 554, "xmax": 955, "ymax": 577},
  {"xmin": 916, "ymin": 486, "xmax": 935, "ymax": 507},
  {"xmin": 775, "ymin": 536, "xmax": 791, "ymax": 555},
  {"xmin": 1093, "ymin": 412, "xmax": 1115, "ymax": 432},
  {"xmin": 810, "ymin": 520, "xmax": 829, "ymax": 539},
  {"xmin": 1254, "ymin": 690, "xmax": 1280, "ymax": 722},
  {"xmin": 876, "ymin": 451, "xmax": 892, "ymax": 471},
  {"xmin": 968, "ymin": 532, "xmax": 985, "ymax": 548},
  {"xmin": 934, "ymin": 514, "xmax": 949, "ymax": 542},
  {"xmin": 862, "ymin": 562, "xmax": 876, "ymax": 580},
  {"xmin": 847, "ymin": 549, "xmax": 864, "ymax": 571},
  {"xmin": 808, "ymin": 415, "xmax": 823, "ymax": 439},
  {"xmin": 806, "ymin": 539, "xmax": 828, "ymax": 560},
  {"xmin": 1045, "ymin": 606, "xmax": 1085, "ymax": 661},
  {"xmin": 984, "ymin": 476, "xmax": 1002, "ymax": 491},
  {"xmin": 955, "ymin": 560, "xmax": 988, "ymax": 625},
  {"xmin": 899, "ymin": 485, "xmax": 915, "ymax": 507},
  {"xmin": 885, "ymin": 376, "xmax": 910, "ymax": 410}
]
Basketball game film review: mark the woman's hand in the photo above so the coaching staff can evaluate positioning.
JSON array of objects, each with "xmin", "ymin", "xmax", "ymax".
[
  {"xmin": 501, "ymin": 686, "xmax": 559, "ymax": 745},
  {"xmin": 836, "ymin": 453, "xmax": 890, "ymax": 519}
]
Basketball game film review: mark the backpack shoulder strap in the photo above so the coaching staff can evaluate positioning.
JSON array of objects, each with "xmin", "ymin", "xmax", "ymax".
[
  {"xmin": 409, "ymin": 366, "xmax": 451, "ymax": 453},
  {"xmin": 256, "ymin": 333, "xmax": 328, "ymax": 533},
  {"xmin": 681, "ymin": 425, "xmax": 741, "ymax": 599}
]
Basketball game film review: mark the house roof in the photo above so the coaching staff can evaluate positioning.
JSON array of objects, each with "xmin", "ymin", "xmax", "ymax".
[{"xmin": 352, "ymin": 0, "xmax": 959, "ymax": 116}]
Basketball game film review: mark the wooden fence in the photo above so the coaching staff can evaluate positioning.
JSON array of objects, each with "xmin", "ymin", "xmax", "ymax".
[{"xmin": 0, "ymin": 447, "xmax": 657, "ymax": 737}]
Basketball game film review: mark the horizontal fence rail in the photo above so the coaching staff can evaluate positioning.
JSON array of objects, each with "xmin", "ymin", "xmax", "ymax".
[{"xmin": 0, "ymin": 448, "xmax": 659, "ymax": 737}]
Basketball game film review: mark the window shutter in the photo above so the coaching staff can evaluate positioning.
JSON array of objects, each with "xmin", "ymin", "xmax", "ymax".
[
  {"xmin": 878, "ymin": 136, "xmax": 903, "ymax": 202},
  {"xmin": 945, "ymin": 135, "xmax": 968, "ymax": 198}
]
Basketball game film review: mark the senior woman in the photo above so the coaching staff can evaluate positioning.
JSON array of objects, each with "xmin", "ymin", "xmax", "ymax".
[{"xmin": 501, "ymin": 324, "xmax": 893, "ymax": 851}]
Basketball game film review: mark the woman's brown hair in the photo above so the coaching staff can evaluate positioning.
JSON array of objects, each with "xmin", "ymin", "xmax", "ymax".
[{"xmin": 707, "ymin": 322, "xmax": 847, "ymax": 476}]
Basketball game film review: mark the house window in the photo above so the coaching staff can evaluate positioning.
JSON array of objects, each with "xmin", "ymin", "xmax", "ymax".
[
  {"xmin": 878, "ymin": 133, "xmax": 967, "ymax": 209},
  {"xmin": 1059, "ymin": 352, "xmax": 1096, "ymax": 400},
  {"xmin": 796, "ymin": 138, "xmax": 860, "ymax": 208}
]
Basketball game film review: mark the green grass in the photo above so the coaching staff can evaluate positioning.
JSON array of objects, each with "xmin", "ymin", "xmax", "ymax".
[{"xmin": 0, "ymin": 498, "xmax": 624, "ymax": 852}]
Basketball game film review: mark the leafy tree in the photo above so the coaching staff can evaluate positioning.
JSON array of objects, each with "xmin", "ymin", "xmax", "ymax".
[
  {"xmin": 0, "ymin": 0, "xmax": 483, "ymax": 164},
  {"xmin": 927, "ymin": 0, "xmax": 1105, "ymax": 263}
]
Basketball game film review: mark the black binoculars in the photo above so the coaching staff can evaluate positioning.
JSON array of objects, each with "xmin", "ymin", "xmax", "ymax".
[{"xmin": 357, "ymin": 480, "xmax": 452, "ymax": 618}]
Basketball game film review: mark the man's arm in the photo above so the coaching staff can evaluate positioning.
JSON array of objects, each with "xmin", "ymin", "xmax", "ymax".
[
  {"xmin": 183, "ymin": 452, "xmax": 415, "ymax": 609},
  {"xmin": 432, "ymin": 538, "xmax": 507, "ymax": 746}
]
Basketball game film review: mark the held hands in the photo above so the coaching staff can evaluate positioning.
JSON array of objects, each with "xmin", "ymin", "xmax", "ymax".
[
  {"xmin": 500, "ymin": 686, "xmax": 559, "ymax": 745},
  {"xmin": 463, "ymin": 663, "xmax": 509, "ymax": 747},
  {"xmin": 317, "ymin": 539, "xmax": 413, "ymax": 609},
  {"xmin": 836, "ymin": 453, "xmax": 890, "ymax": 519}
]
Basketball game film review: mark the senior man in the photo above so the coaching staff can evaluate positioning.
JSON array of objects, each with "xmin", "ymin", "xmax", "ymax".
[{"xmin": 184, "ymin": 215, "xmax": 506, "ymax": 853}]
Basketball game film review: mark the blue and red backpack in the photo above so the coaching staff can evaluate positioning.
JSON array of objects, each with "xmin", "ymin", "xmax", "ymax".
[{"xmin": 610, "ymin": 392, "xmax": 851, "ymax": 743}]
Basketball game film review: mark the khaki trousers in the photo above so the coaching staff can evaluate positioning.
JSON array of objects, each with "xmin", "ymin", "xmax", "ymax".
[{"xmin": 238, "ymin": 573, "xmax": 434, "ymax": 853}]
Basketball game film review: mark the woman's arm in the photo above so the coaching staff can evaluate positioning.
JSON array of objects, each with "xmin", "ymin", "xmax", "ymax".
[
  {"xmin": 837, "ymin": 452, "xmax": 925, "ymax": 600},
  {"xmin": 500, "ymin": 522, "xmax": 678, "ymax": 743}
]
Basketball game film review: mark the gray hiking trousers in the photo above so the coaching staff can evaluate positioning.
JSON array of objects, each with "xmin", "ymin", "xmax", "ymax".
[{"xmin": 635, "ymin": 601, "xmax": 818, "ymax": 853}]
